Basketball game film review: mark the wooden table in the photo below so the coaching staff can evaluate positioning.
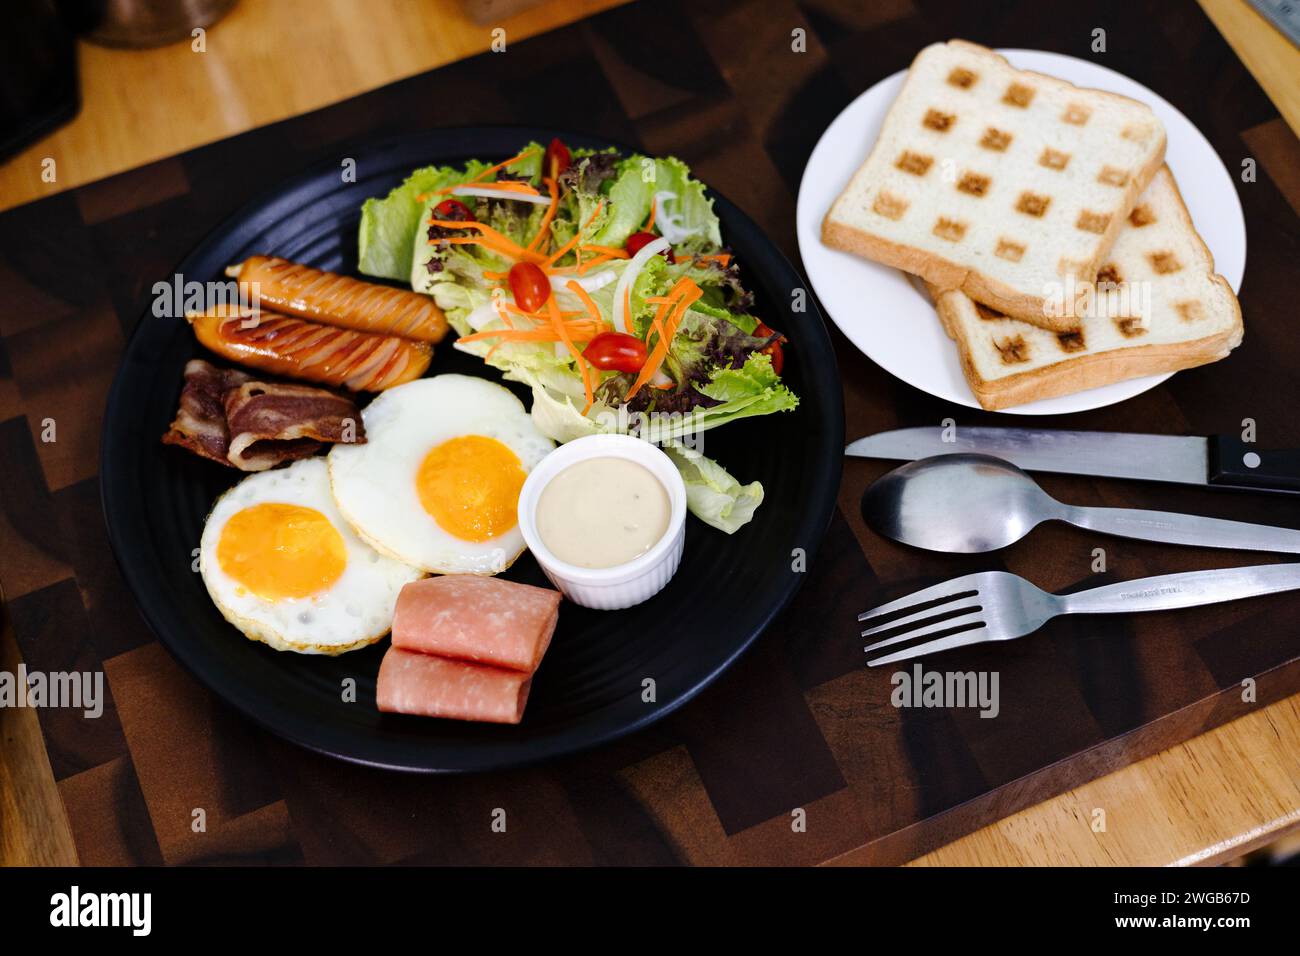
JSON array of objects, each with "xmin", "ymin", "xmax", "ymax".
[{"xmin": 2, "ymin": 0, "xmax": 1297, "ymax": 867}]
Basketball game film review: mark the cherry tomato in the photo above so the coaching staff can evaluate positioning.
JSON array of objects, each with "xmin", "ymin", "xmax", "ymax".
[
  {"xmin": 754, "ymin": 321, "xmax": 785, "ymax": 375},
  {"xmin": 433, "ymin": 198, "xmax": 475, "ymax": 222},
  {"xmin": 508, "ymin": 261, "xmax": 551, "ymax": 313},
  {"xmin": 582, "ymin": 332, "xmax": 648, "ymax": 373},
  {"xmin": 545, "ymin": 138, "xmax": 572, "ymax": 179},
  {"xmin": 625, "ymin": 231, "xmax": 675, "ymax": 263}
]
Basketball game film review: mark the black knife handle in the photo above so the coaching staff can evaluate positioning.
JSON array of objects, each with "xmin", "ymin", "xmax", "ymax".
[{"xmin": 1208, "ymin": 435, "xmax": 1300, "ymax": 494}]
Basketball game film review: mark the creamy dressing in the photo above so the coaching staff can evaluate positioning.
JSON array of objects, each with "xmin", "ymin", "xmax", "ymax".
[{"xmin": 535, "ymin": 457, "xmax": 670, "ymax": 568}]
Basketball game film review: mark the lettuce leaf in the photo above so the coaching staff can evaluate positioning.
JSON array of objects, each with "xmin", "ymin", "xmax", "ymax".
[
  {"xmin": 661, "ymin": 441, "xmax": 764, "ymax": 534},
  {"xmin": 358, "ymin": 161, "xmax": 493, "ymax": 280}
]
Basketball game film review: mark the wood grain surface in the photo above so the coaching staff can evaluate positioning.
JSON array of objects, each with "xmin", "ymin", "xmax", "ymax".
[
  {"xmin": 0, "ymin": 0, "xmax": 628, "ymax": 213},
  {"xmin": 2, "ymin": 0, "xmax": 1298, "ymax": 867},
  {"xmin": 1199, "ymin": 0, "xmax": 1300, "ymax": 138}
]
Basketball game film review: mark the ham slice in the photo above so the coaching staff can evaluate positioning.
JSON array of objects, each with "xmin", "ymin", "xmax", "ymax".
[
  {"xmin": 391, "ymin": 576, "xmax": 561, "ymax": 674},
  {"xmin": 377, "ymin": 648, "xmax": 531, "ymax": 724}
]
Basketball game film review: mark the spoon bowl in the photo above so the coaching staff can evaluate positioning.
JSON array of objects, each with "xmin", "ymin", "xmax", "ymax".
[
  {"xmin": 862, "ymin": 452, "xmax": 1300, "ymax": 557},
  {"xmin": 863, "ymin": 454, "xmax": 1062, "ymax": 553}
]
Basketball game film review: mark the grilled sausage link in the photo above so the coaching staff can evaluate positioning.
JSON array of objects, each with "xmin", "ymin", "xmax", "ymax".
[
  {"xmin": 188, "ymin": 308, "xmax": 431, "ymax": 392},
  {"xmin": 226, "ymin": 256, "xmax": 450, "ymax": 343}
]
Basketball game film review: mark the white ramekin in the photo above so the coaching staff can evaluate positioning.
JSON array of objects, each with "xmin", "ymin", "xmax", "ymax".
[{"xmin": 518, "ymin": 434, "xmax": 686, "ymax": 610}]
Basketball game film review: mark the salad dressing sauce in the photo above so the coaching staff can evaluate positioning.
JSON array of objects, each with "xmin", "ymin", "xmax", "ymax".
[{"xmin": 535, "ymin": 457, "xmax": 670, "ymax": 568}]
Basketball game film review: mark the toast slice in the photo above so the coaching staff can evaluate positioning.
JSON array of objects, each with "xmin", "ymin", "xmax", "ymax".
[
  {"xmin": 929, "ymin": 166, "xmax": 1242, "ymax": 410},
  {"xmin": 823, "ymin": 40, "xmax": 1167, "ymax": 330}
]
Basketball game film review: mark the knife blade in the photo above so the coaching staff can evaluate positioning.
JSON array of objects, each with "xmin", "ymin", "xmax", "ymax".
[{"xmin": 845, "ymin": 426, "xmax": 1300, "ymax": 495}]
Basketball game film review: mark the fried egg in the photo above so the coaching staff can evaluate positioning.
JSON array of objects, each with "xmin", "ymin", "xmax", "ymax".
[
  {"xmin": 327, "ymin": 375, "xmax": 554, "ymax": 574},
  {"xmin": 200, "ymin": 457, "xmax": 423, "ymax": 654}
]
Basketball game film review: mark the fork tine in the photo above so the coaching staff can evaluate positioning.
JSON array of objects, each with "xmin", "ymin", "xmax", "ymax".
[
  {"xmin": 860, "ymin": 600, "xmax": 981, "ymax": 639},
  {"xmin": 866, "ymin": 626, "xmax": 992, "ymax": 667},
  {"xmin": 863, "ymin": 610, "xmax": 983, "ymax": 653},
  {"xmin": 856, "ymin": 575, "xmax": 983, "ymax": 623}
]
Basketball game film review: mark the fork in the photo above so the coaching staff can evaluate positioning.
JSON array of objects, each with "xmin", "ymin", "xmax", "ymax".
[{"xmin": 859, "ymin": 564, "xmax": 1300, "ymax": 666}]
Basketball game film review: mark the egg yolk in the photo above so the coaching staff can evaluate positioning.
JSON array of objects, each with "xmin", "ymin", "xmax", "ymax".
[
  {"xmin": 416, "ymin": 435, "xmax": 525, "ymax": 542},
  {"xmin": 217, "ymin": 503, "xmax": 347, "ymax": 600}
]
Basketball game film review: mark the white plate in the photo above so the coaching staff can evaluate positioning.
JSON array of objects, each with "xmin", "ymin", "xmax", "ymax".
[{"xmin": 796, "ymin": 48, "xmax": 1246, "ymax": 416}]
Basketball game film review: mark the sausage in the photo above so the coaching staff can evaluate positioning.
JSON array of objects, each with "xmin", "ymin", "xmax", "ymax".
[
  {"xmin": 376, "ymin": 647, "xmax": 532, "ymax": 724},
  {"xmin": 226, "ymin": 256, "xmax": 450, "ymax": 343},
  {"xmin": 188, "ymin": 308, "xmax": 431, "ymax": 392},
  {"xmin": 391, "ymin": 576, "xmax": 561, "ymax": 673}
]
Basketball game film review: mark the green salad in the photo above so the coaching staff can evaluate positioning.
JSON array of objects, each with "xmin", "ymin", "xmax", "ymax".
[{"xmin": 357, "ymin": 139, "xmax": 798, "ymax": 532}]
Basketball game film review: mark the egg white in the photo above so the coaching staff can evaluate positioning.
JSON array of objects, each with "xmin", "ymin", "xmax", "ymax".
[
  {"xmin": 200, "ymin": 457, "xmax": 423, "ymax": 654},
  {"xmin": 327, "ymin": 375, "xmax": 554, "ymax": 574}
]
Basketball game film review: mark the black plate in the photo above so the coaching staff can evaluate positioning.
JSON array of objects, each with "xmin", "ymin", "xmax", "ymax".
[{"xmin": 100, "ymin": 127, "xmax": 844, "ymax": 772}]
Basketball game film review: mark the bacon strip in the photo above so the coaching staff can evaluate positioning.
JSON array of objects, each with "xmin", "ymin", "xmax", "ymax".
[
  {"xmin": 224, "ymin": 379, "xmax": 366, "ymax": 470},
  {"xmin": 162, "ymin": 359, "xmax": 366, "ymax": 471},
  {"xmin": 161, "ymin": 360, "xmax": 252, "ymax": 466},
  {"xmin": 228, "ymin": 256, "xmax": 450, "ymax": 342}
]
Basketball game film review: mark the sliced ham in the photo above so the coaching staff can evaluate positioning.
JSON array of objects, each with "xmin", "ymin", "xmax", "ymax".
[
  {"xmin": 391, "ymin": 576, "xmax": 561, "ymax": 674},
  {"xmin": 376, "ymin": 648, "xmax": 531, "ymax": 724}
]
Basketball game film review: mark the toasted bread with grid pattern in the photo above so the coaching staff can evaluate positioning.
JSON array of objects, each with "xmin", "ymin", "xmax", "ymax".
[
  {"xmin": 823, "ymin": 40, "xmax": 1167, "ymax": 330},
  {"xmin": 928, "ymin": 166, "xmax": 1241, "ymax": 410}
]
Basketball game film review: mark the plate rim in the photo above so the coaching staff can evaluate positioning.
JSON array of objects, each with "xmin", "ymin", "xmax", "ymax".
[
  {"xmin": 796, "ymin": 46, "xmax": 1247, "ymax": 416},
  {"xmin": 99, "ymin": 124, "xmax": 846, "ymax": 773}
]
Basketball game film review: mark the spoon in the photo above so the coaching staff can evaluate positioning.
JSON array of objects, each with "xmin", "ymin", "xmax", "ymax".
[{"xmin": 862, "ymin": 453, "xmax": 1300, "ymax": 554}]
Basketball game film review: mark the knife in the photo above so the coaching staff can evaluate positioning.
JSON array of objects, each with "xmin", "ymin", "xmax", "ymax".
[{"xmin": 845, "ymin": 427, "xmax": 1300, "ymax": 495}]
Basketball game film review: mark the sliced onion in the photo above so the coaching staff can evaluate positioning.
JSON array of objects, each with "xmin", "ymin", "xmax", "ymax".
[
  {"xmin": 654, "ymin": 190, "xmax": 702, "ymax": 244},
  {"xmin": 450, "ymin": 186, "xmax": 551, "ymax": 204},
  {"xmin": 551, "ymin": 267, "xmax": 617, "ymax": 293},
  {"xmin": 612, "ymin": 236, "xmax": 670, "ymax": 332},
  {"xmin": 464, "ymin": 300, "xmax": 503, "ymax": 332}
]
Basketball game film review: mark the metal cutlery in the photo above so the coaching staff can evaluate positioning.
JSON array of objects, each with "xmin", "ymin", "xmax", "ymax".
[
  {"xmin": 863, "ymin": 454, "xmax": 1300, "ymax": 554},
  {"xmin": 859, "ymin": 563, "xmax": 1300, "ymax": 666},
  {"xmin": 846, "ymin": 425, "xmax": 1300, "ymax": 495}
]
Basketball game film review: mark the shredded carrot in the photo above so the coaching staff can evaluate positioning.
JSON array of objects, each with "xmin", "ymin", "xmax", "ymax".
[
  {"xmin": 494, "ymin": 297, "xmax": 515, "ymax": 328},
  {"xmin": 430, "ymin": 220, "xmax": 532, "ymax": 257},
  {"xmin": 437, "ymin": 235, "xmax": 516, "ymax": 253},
  {"xmin": 433, "ymin": 148, "xmax": 541, "ymax": 195},
  {"xmin": 545, "ymin": 201, "xmax": 604, "ymax": 267},
  {"xmin": 694, "ymin": 253, "xmax": 733, "ymax": 266},
  {"xmin": 580, "ymin": 244, "xmax": 631, "ymax": 259},
  {"xmin": 436, "ymin": 236, "xmax": 530, "ymax": 264},
  {"xmin": 577, "ymin": 253, "xmax": 616, "ymax": 274},
  {"xmin": 623, "ymin": 286, "xmax": 634, "ymax": 334},
  {"xmin": 526, "ymin": 177, "xmax": 561, "ymax": 252},
  {"xmin": 643, "ymin": 199, "xmax": 656, "ymax": 232},
  {"xmin": 483, "ymin": 270, "xmax": 509, "ymax": 281},
  {"xmin": 564, "ymin": 281, "xmax": 606, "ymax": 330},
  {"xmin": 547, "ymin": 297, "xmax": 593, "ymax": 414},
  {"xmin": 626, "ymin": 279, "xmax": 702, "ymax": 401},
  {"xmin": 502, "ymin": 302, "xmax": 581, "ymax": 321},
  {"xmin": 459, "ymin": 321, "xmax": 603, "ymax": 345},
  {"xmin": 461, "ymin": 181, "xmax": 542, "ymax": 195},
  {"xmin": 430, "ymin": 220, "xmax": 548, "ymax": 264}
]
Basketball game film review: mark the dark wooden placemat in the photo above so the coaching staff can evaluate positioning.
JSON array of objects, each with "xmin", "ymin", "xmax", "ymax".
[{"xmin": 2, "ymin": 0, "xmax": 1298, "ymax": 866}]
